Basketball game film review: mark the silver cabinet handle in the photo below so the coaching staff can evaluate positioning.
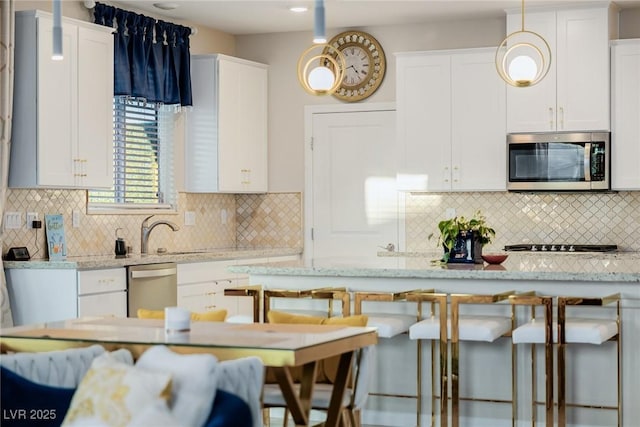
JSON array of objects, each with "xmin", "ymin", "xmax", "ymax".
[
  {"xmin": 559, "ymin": 106, "xmax": 564, "ymax": 129},
  {"xmin": 549, "ymin": 107, "xmax": 554, "ymax": 129}
]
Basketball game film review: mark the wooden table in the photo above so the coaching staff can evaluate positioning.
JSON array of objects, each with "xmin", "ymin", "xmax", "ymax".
[{"xmin": 0, "ymin": 317, "xmax": 378, "ymax": 427}]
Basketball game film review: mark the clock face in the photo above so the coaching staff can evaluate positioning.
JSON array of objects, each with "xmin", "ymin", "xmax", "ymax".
[{"xmin": 325, "ymin": 31, "xmax": 386, "ymax": 102}]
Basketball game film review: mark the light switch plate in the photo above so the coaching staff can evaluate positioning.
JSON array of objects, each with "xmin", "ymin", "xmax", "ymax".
[{"xmin": 4, "ymin": 212, "xmax": 21, "ymax": 230}]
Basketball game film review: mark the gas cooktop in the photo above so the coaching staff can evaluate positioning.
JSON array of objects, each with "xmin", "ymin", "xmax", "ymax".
[{"xmin": 504, "ymin": 244, "xmax": 618, "ymax": 253}]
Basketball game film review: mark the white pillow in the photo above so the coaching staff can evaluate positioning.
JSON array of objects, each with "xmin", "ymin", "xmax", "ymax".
[
  {"xmin": 129, "ymin": 398, "xmax": 182, "ymax": 426},
  {"xmin": 61, "ymin": 352, "xmax": 172, "ymax": 427},
  {"xmin": 135, "ymin": 345, "xmax": 218, "ymax": 427}
]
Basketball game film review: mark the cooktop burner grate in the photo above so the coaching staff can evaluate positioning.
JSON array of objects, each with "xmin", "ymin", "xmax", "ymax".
[{"xmin": 504, "ymin": 244, "xmax": 618, "ymax": 252}]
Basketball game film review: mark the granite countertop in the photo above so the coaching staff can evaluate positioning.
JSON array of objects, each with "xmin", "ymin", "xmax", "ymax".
[
  {"xmin": 229, "ymin": 251, "xmax": 640, "ymax": 283},
  {"xmin": 2, "ymin": 247, "xmax": 302, "ymax": 270}
]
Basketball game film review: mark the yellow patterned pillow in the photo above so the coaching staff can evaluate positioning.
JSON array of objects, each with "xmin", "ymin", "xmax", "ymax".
[
  {"xmin": 61, "ymin": 353, "xmax": 172, "ymax": 427},
  {"xmin": 137, "ymin": 308, "xmax": 227, "ymax": 322}
]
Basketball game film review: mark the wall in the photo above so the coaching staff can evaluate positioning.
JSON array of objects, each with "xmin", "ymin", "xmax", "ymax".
[{"xmin": 405, "ymin": 191, "xmax": 640, "ymax": 253}]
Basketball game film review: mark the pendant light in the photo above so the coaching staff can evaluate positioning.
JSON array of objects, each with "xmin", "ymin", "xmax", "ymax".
[
  {"xmin": 297, "ymin": 0, "xmax": 345, "ymax": 96},
  {"xmin": 495, "ymin": 0, "xmax": 551, "ymax": 87},
  {"xmin": 52, "ymin": 0, "xmax": 63, "ymax": 60}
]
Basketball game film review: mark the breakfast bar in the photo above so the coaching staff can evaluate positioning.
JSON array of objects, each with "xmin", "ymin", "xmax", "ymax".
[{"xmin": 230, "ymin": 252, "xmax": 640, "ymax": 427}]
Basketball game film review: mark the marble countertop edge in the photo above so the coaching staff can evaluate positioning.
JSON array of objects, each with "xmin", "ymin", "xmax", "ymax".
[{"xmin": 3, "ymin": 247, "xmax": 302, "ymax": 270}]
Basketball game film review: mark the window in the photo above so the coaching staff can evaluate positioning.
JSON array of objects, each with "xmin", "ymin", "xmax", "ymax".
[{"xmin": 88, "ymin": 97, "xmax": 177, "ymax": 212}]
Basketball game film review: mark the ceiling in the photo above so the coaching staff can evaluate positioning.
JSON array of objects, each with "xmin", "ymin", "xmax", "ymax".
[{"xmin": 114, "ymin": 0, "xmax": 640, "ymax": 36}]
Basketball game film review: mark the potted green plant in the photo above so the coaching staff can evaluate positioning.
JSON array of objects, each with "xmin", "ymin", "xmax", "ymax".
[{"xmin": 433, "ymin": 210, "xmax": 495, "ymax": 263}]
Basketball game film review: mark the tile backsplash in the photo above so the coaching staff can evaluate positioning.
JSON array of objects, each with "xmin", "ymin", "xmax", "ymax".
[
  {"xmin": 4, "ymin": 189, "xmax": 640, "ymax": 259},
  {"xmin": 405, "ymin": 191, "xmax": 640, "ymax": 253},
  {"xmin": 2, "ymin": 189, "xmax": 303, "ymax": 259}
]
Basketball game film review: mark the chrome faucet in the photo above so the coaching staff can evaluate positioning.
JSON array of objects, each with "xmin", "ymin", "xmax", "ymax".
[{"xmin": 140, "ymin": 215, "xmax": 180, "ymax": 255}]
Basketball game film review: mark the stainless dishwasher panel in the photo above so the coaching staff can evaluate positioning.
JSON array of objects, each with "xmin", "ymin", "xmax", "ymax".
[{"xmin": 128, "ymin": 263, "xmax": 177, "ymax": 317}]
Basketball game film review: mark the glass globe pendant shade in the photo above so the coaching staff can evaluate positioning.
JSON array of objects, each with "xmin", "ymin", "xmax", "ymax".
[
  {"xmin": 308, "ymin": 65, "xmax": 335, "ymax": 91},
  {"xmin": 508, "ymin": 54, "xmax": 538, "ymax": 85},
  {"xmin": 297, "ymin": 44, "xmax": 346, "ymax": 96},
  {"xmin": 496, "ymin": 30, "xmax": 551, "ymax": 87}
]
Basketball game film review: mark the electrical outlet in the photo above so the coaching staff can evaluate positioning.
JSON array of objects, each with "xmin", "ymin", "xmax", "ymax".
[
  {"xmin": 72, "ymin": 210, "xmax": 81, "ymax": 228},
  {"xmin": 184, "ymin": 211, "xmax": 196, "ymax": 226},
  {"xmin": 220, "ymin": 209, "xmax": 228, "ymax": 225},
  {"xmin": 26, "ymin": 212, "xmax": 38, "ymax": 229}
]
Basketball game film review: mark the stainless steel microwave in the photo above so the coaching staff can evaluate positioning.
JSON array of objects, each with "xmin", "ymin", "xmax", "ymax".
[{"xmin": 507, "ymin": 132, "xmax": 610, "ymax": 191}]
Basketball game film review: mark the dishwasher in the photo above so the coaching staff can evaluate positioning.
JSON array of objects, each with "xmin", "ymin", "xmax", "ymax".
[{"xmin": 128, "ymin": 263, "xmax": 177, "ymax": 317}]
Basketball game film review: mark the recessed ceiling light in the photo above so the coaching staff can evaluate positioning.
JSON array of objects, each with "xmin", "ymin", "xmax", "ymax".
[
  {"xmin": 289, "ymin": 6, "xmax": 308, "ymax": 13},
  {"xmin": 153, "ymin": 2, "xmax": 179, "ymax": 10}
]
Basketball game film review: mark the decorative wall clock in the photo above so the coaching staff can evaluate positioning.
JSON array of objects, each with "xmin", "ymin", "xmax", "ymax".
[{"xmin": 325, "ymin": 30, "xmax": 386, "ymax": 102}]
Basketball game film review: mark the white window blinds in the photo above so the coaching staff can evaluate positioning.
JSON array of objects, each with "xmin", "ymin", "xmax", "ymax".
[{"xmin": 88, "ymin": 97, "xmax": 176, "ymax": 211}]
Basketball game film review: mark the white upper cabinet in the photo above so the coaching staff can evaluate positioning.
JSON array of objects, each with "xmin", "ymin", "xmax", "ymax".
[
  {"xmin": 185, "ymin": 54, "xmax": 268, "ymax": 193},
  {"xmin": 506, "ymin": 5, "xmax": 617, "ymax": 133},
  {"xmin": 10, "ymin": 10, "xmax": 114, "ymax": 189},
  {"xmin": 396, "ymin": 48, "xmax": 506, "ymax": 192},
  {"xmin": 611, "ymin": 39, "xmax": 640, "ymax": 191}
]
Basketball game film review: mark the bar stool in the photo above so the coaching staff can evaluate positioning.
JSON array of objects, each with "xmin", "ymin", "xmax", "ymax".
[
  {"xmin": 509, "ymin": 293, "xmax": 554, "ymax": 427},
  {"xmin": 557, "ymin": 293, "xmax": 621, "ymax": 427},
  {"xmin": 224, "ymin": 284, "xmax": 262, "ymax": 323},
  {"xmin": 406, "ymin": 291, "xmax": 448, "ymax": 427},
  {"xmin": 449, "ymin": 291, "xmax": 516, "ymax": 427},
  {"xmin": 354, "ymin": 289, "xmax": 425, "ymax": 427},
  {"xmin": 263, "ymin": 286, "xmax": 350, "ymax": 323}
]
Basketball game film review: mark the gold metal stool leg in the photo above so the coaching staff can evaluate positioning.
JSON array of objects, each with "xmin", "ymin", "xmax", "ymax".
[
  {"xmin": 407, "ymin": 291, "xmax": 448, "ymax": 427},
  {"xmin": 450, "ymin": 290, "xmax": 516, "ymax": 427},
  {"xmin": 510, "ymin": 293, "xmax": 554, "ymax": 427},
  {"xmin": 557, "ymin": 293, "xmax": 621, "ymax": 427},
  {"xmin": 354, "ymin": 289, "xmax": 427, "ymax": 427}
]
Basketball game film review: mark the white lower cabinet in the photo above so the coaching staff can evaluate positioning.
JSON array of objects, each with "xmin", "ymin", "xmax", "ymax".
[
  {"xmin": 77, "ymin": 268, "xmax": 127, "ymax": 318},
  {"xmin": 611, "ymin": 39, "xmax": 640, "ymax": 190},
  {"xmin": 177, "ymin": 255, "xmax": 299, "ymax": 320},
  {"xmin": 5, "ymin": 267, "xmax": 127, "ymax": 326}
]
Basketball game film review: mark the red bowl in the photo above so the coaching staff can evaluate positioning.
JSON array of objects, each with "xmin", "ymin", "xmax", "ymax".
[{"xmin": 481, "ymin": 254, "xmax": 509, "ymax": 264}]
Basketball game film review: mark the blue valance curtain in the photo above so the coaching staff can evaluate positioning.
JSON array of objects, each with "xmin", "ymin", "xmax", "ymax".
[{"xmin": 93, "ymin": 2, "xmax": 192, "ymax": 107}]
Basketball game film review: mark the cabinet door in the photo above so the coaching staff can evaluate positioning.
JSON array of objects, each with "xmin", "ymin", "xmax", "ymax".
[
  {"xmin": 77, "ymin": 26, "xmax": 114, "ymax": 189},
  {"xmin": 555, "ymin": 8, "xmax": 610, "ymax": 132},
  {"xmin": 177, "ymin": 282, "xmax": 215, "ymax": 313},
  {"xmin": 185, "ymin": 56, "xmax": 219, "ymax": 192},
  {"xmin": 506, "ymin": 10, "xmax": 557, "ymax": 133},
  {"xmin": 396, "ymin": 53, "xmax": 451, "ymax": 191},
  {"xmin": 451, "ymin": 51, "xmax": 506, "ymax": 191},
  {"xmin": 611, "ymin": 40, "xmax": 640, "ymax": 190},
  {"xmin": 78, "ymin": 292, "xmax": 127, "ymax": 317},
  {"xmin": 37, "ymin": 16, "xmax": 78, "ymax": 186},
  {"xmin": 217, "ymin": 57, "xmax": 268, "ymax": 193}
]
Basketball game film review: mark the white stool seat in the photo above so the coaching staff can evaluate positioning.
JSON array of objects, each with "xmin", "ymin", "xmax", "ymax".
[
  {"xmin": 512, "ymin": 318, "xmax": 618, "ymax": 345},
  {"xmin": 409, "ymin": 315, "xmax": 511, "ymax": 342},
  {"xmin": 367, "ymin": 313, "xmax": 416, "ymax": 338}
]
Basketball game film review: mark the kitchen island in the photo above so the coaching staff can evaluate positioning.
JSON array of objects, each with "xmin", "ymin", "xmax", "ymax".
[{"xmin": 230, "ymin": 252, "xmax": 640, "ymax": 427}]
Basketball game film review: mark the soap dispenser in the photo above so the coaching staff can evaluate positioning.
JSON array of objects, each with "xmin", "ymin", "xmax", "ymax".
[{"xmin": 115, "ymin": 228, "xmax": 127, "ymax": 257}]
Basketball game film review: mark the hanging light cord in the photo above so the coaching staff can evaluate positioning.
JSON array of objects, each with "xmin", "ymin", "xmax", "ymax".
[{"xmin": 520, "ymin": 0, "xmax": 525, "ymax": 32}]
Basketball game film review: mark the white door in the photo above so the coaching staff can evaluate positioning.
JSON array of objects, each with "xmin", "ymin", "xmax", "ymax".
[{"xmin": 309, "ymin": 108, "xmax": 398, "ymax": 259}]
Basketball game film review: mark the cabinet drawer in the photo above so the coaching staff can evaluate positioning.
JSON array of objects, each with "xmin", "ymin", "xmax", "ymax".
[
  {"xmin": 78, "ymin": 268, "xmax": 126, "ymax": 295},
  {"xmin": 177, "ymin": 260, "xmax": 236, "ymax": 284},
  {"xmin": 78, "ymin": 291, "xmax": 127, "ymax": 317}
]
